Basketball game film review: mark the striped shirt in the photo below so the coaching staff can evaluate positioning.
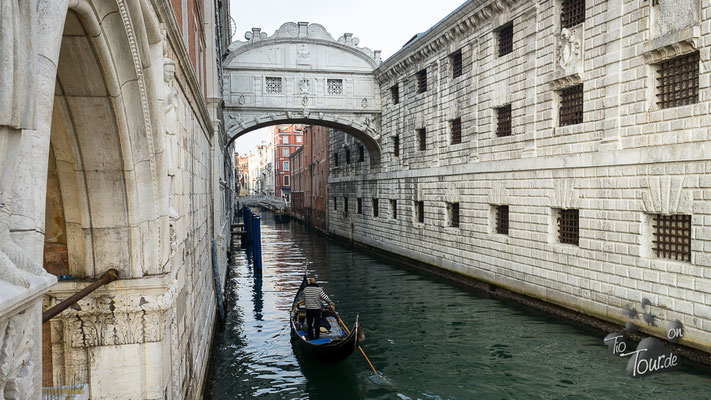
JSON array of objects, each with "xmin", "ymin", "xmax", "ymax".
[{"xmin": 303, "ymin": 285, "xmax": 332, "ymax": 310}]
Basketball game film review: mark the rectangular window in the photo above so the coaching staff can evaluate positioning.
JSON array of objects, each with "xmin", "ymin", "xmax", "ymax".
[
  {"xmin": 283, "ymin": 175, "xmax": 290, "ymax": 186},
  {"xmin": 557, "ymin": 209, "xmax": 579, "ymax": 245},
  {"xmin": 357, "ymin": 198, "xmax": 363, "ymax": 214},
  {"xmin": 283, "ymin": 161, "xmax": 289, "ymax": 171},
  {"xmin": 448, "ymin": 203, "xmax": 460, "ymax": 227},
  {"xmin": 450, "ymin": 118, "xmax": 462, "ymax": 144},
  {"xmin": 390, "ymin": 199, "xmax": 397, "ymax": 219},
  {"xmin": 450, "ymin": 49, "xmax": 463, "ymax": 79},
  {"xmin": 561, "ymin": 0, "xmax": 585, "ymax": 29},
  {"xmin": 497, "ymin": 22, "xmax": 514, "ymax": 57},
  {"xmin": 415, "ymin": 201, "xmax": 424, "ymax": 223},
  {"xmin": 333, "ymin": 197, "xmax": 337, "ymax": 211},
  {"xmin": 417, "ymin": 128, "xmax": 426, "ymax": 151},
  {"xmin": 657, "ymin": 52, "xmax": 699, "ymax": 109},
  {"xmin": 327, "ymin": 79, "xmax": 343, "ymax": 95},
  {"xmin": 496, "ymin": 205, "xmax": 509, "ymax": 235},
  {"xmin": 344, "ymin": 197, "xmax": 348, "ymax": 214},
  {"xmin": 345, "ymin": 148, "xmax": 351, "ymax": 164},
  {"xmin": 335, "ymin": 153, "xmax": 339, "ymax": 166},
  {"xmin": 359, "ymin": 146, "xmax": 365, "ymax": 162},
  {"xmin": 393, "ymin": 135, "xmax": 400, "ymax": 157},
  {"xmin": 559, "ymin": 84, "xmax": 583, "ymax": 126},
  {"xmin": 496, "ymin": 104, "xmax": 512, "ymax": 137},
  {"xmin": 266, "ymin": 77, "xmax": 282, "ymax": 93},
  {"xmin": 373, "ymin": 198, "xmax": 379, "ymax": 218},
  {"xmin": 296, "ymin": 136, "xmax": 303, "ymax": 143},
  {"xmin": 652, "ymin": 214, "xmax": 691, "ymax": 262},
  {"xmin": 283, "ymin": 136, "xmax": 289, "ymax": 144},
  {"xmin": 416, "ymin": 69, "xmax": 427, "ymax": 93},
  {"xmin": 282, "ymin": 148, "xmax": 290, "ymax": 157},
  {"xmin": 391, "ymin": 84, "xmax": 400, "ymax": 104}
]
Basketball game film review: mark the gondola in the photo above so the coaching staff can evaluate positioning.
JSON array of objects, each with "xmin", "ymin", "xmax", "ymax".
[
  {"xmin": 290, "ymin": 276, "xmax": 359, "ymax": 363},
  {"xmin": 274, "ymin": 209, "xmax": 290, "ymax": 223}
]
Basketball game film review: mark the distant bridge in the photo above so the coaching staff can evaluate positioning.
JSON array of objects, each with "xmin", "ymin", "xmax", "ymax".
[{"xmin": 237, "ymin": 195, "xmax": 288, "ymax": 211}]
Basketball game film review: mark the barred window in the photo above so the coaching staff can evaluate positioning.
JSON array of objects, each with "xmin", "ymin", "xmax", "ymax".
[
  {"xmin": 334, "ymin": 152, "xmax": 339, "ymax": 166},
  {"xmin": 450, "ymin": 118, "xmax": 462, "ymax": 144},
  {"xmin": 557, "ymin": 209, "xmax": 579, "ymax": 245},
  {"xmin": 391, "ymin": 84, "xmax": 400, "ymax": 104},
  {"xmin": 373, "ymin": 198, "xmax": 379, "ymax": 218},
  {"xmin": 333, "ymin": 197, "xmax": 337, "ymax": 211},
  {"xmin": 415, "ymin": 201, "xmax": 424, "ymax": 223},
  {"xmin": 416, "ymin": 69, "xmax": 427, "ymax": 93},
  {"xmin": 345, "ymin": 148, "xmax": 351, "ymax": 164},
  {"xmin": 391, "ymin": 200, "xmax": 397, "ymax": 219},
  {"xmin": 497, "ymin": 22, "xmax": 513, "ymax": 57},
  {"xmin": 265, "ymin": 77, "xmax": 282, "ymax": 93},
  {"xmin": 559, "ymin": 84, "xmax": 583, "ymax": 126},
  {"xmin": 496, "ymin": 205, "xmax": 509, "ymax": 235},
  {"xmin": 359, "ymin": 145, "xmax": 365, "ymax": 162},
  {"xmin": 652, "ymin": 214, "xmax": 691, "ymax": 262},
  {"xmin": 496, "ymin": 104, "xmax": 512, "ymax": 137},
  {"xmin": 451, "ymin": 49, "xmax": 463, "ymax": 79},
  {"xmin": 448, "ymin": 203, "xmax": 460, "ymax": 228},
  {"xmin": 417, "ymin": 128, "xmax": 426, "ymax": 151},
  {"xmin": 561, "ymin": 0, "xmax": 585, "ymax": 29},
  {"xmin": 657, "ymin": 52, "xmax": 699, "ymax": 109},
  {"xmin": 344, "ymin": 197, "xmax": 348, "ymax": 214},
  {"xmin": 327, "ymin": 79, "xmax": 343, "ymax": 95},
  {"xmin": 357, "ymin": 198, "xmax": 363, "ymax": 214},
  {"xmin": 393, "ymin": 135, "xmax": 400, "ymax": 157}
]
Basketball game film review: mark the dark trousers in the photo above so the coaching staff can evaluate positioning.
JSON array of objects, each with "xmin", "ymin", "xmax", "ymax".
[{"xmin": 306, "ymin": 309, "xmax": 321, "ymax": 339}]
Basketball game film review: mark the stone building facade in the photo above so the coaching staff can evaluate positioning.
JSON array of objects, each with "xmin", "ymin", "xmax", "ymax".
[
  {"xmin": 0, "ymin": 0, "xmax": 232, "ymax": 398},
  {"xmin": 329, "ymin": 0, "xmax": 711, "ymax": 354}
]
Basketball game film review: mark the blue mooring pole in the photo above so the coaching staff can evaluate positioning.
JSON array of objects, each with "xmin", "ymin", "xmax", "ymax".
[
  {"xmin": 253, "ymin": 215, "xmax": 262, "ymax": 273},
  {"xmin": 243, "ymin": 207, "xmax": 252, "ymax": 244}
]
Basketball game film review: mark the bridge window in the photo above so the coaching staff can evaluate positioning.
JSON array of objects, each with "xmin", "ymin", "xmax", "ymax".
[
  {"xmin": 497, "ymin": 22, "xmax": 514, "ymax": 57},
  {"xmin": 373, "ymin": 198, "xmax": 379, "ymax": 217},
  {"xmin": 283, "ymin": 161, "xmax": 290, "ymax": 171},
  {"xmin": 558, "ymin": 84, "xmax": 583, "ymax": 126},
  {"xmin": 415, "ymin": 201, "xmax": 424, "ymax": 223},
  {"xmin": 450, "ymin": 49, "xmax": 463, "ymax": 79},
  {"xmin": 391, "ymin": 84, "xmax": 400, "ymax": 104},
  {"xmin": 448, "ymin": 203, "xmax": 460, "ymax": 228},
  {"xmin": 496, "ymin": 104, "xmax": 512, "ymax": 137},
  {"xmin": 393, "ymin": 135, "xmax": 400, "ymax": 157},
  {"xmin": 561, "ymin": 0, "xmax": 585, "ymax": 29},
  {"xmin": 357, "ymin": 198, "xmax": 363, "ymax": 214},
  {"xmin": 416, "ymin": 69, "xmax": 427, "ymax": 93},
  {"xmin": 359, "ymin": 146, "xmax": 365, "ymax": 162},
  {"xmin": 327, "ymin": 79, "xmax": 343, "ymax": 95},
  {"xmin": 265, "ymin": 76, "xmax": 282, "ymax": 93},
  {"xmin": 390, "ymin": 200, "xmax": 397, "ymax": 219},
  {"xmin": 345, "ymin": 148, "xmax": 351, "ymax": 164},
  {"xmin": 417, "ymin": 128, "xmax": 426, "ymax": 151},
  {"xmin": 450, "ymin": 117, "xmax": 462, "ymax": 144}
]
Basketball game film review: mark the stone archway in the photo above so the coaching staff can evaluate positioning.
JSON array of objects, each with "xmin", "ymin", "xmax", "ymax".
[{"xmin": 223, "ymin": 22, "xmax": 383, "ymax": 166}]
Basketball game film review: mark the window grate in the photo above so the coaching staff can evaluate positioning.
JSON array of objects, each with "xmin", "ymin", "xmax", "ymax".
[
  {"xmin": 657, "ymin": 52, "xmax": 699, "ymax": 109},
  {"xmin": 558, "ymin": 209, "xmax": 579, "ymax": 245},
  {"xmin": 451, "ymin": 50, "xmax": 463, "ymax": 79},
  {"xmin": 561, "ymin": 0, "xmax": 585, "ymax": 29},
  {"xmin": 327, "ymin": 79, "xmax": 343, "ymax": 95},
  {"xmin": 265, "ymin": 77, "xmax": 282, "ymax": 93},
  {"xmin": 451, "ymin": 118, "xmax": 462, "ymax": 144},
  {"xmin": 559, "ymin": 84, "xmax": 583, "ymax": 126},
  {"xmin": 391, "ymin": 84, "xmax": 400, "ymax": 104},
  {"xmin": 448, "ymin": 203, "xmax": 460, "ymax": 227},
  {"xmin": 417, "ymin": 128, "xmax": 426, "ymax": 151},
  {"xmin": 391, "ymin": 200, "xmax": 397, "ymax": 219},
  {"xmin": 373, "ymin": 198, "xmax": 379, "ymax": 218},
  {"xmin": 498, "ymin": 23, "xmax": 514, "ymax": 57},
  {"xmin": 416, "ymin": 69, "xmax": 427, "ymax": 93},
  {"xmin": 393, "ymin": 135, "xmax": 400, "ymax": 157},
  {"xmin": 496, "ymin": 104, "xmax": 512, "ymax": 137},
  {"xmin": 415, "ymin": 201, "xmax": 424, "ymax": 223},
  {"xmin": 496, "ymin": 205, "xmax": 509, "ymax": 235},
  {"xmin": 653, "ymin": 214, "xmax": 691, "ymax": 262}
]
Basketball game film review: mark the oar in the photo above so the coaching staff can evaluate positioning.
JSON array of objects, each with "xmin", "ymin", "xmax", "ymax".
[{"xmin": 334, "ymin": 313, "xmax": 382, "ymax": 378}]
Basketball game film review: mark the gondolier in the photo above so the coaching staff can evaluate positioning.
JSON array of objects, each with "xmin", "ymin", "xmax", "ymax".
[{"xmin": 304, "ymin": 278, "xmax": 334, "ymax": 340}]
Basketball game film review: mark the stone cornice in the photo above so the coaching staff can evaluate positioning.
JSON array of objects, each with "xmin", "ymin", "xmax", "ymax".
[{"xmin": 374, "ymin": 0, "xmax": 520, "ymax": 85}]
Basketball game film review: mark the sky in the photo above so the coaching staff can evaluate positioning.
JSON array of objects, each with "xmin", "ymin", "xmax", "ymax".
[{"xmin": 228, "ymin": 0, "xmax": 468, "ymax": 155}]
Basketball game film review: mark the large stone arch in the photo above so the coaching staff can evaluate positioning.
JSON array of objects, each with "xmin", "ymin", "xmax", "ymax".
[{"xmin": 223, "ymin": 22, "xmax": 383, "ymax": 166}]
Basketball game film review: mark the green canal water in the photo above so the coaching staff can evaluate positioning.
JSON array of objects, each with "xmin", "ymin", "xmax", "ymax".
[{"xmin": 205, "ymin": 212, "xmax": 711, "ymax": 399}]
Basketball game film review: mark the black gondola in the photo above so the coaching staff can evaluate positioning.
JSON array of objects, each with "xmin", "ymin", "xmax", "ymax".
[
  {"xmin": 274, "ymin": 210, "xmax": 290, "ymax": 223},
  {"xmin": 290, "ymin": 276, "xmax": 359, "ymax": 363}
]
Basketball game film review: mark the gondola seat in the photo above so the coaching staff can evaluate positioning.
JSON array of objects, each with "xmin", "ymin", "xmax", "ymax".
[{"xmin": 308, "ymin": 338, "xmax": 331, "ymax": 345}]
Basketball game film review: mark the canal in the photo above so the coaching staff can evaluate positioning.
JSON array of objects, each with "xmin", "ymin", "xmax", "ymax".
[{"xmin": 205, "ymin": 211, "xmax": 711, "ymax": 399}]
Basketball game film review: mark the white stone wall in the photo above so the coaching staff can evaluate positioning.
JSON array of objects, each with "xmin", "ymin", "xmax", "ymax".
[{"xmin": 330, "ymin": 0, "xmax": 711, "ymax": 353}]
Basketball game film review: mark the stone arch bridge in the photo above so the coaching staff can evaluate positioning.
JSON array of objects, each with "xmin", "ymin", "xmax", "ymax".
[
  {"xmin": 238, "ymin": 195, "xmax": 287, "ymax": 211},
  {"xmin": 223, "ymin": 22, "xmax": 383, "ymax": 165}
]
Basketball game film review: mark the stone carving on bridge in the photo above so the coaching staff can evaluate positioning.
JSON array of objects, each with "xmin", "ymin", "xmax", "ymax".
[
  {"xmin": 557, "ymin": 28, "xmax": 581, "ymax": 69},
  {"xmin": 298, "ymin": 79, "xmax": 311, "ymax": 94},
  {"xmin": 0, "ymin": 306, "xmax": 36, "ymax": 400}
]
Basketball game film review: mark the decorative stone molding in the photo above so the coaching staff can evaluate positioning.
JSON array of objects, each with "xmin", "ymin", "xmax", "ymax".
[
  {"xmin": 549, "ymin": 73, "xmax": 581, "ymax": 90},
  {"xmin": 488, "ymin": 182, "xmax": 510, "ymax": 206},
  {"xmin": 640, "ymin": 176, "xmax": 693, "ymax": 215},
  {"xmin": 0, "ymin": 305, "xmax": 37, "ymax": 399},
  {"xmin": 643, "ymin": 36, "xmax": 698, "ymax": 64},
  {"xmin": 549, "ymin": 179, "xmax": 580, "ymax": 209},
  {"xmin": 557, "ymin": 27, "xmax": 581, "ymax": 70}
]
